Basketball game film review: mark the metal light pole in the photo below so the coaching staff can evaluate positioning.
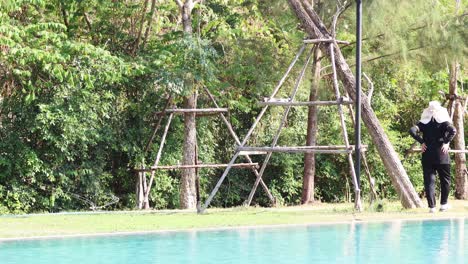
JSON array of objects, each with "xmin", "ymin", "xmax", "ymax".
[{"xmin": 354, "ymin": 0, "xmax": 362, "ymax": 210}]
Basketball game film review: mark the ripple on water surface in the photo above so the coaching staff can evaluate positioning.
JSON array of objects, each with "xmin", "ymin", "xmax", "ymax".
[{"xmin": 0, "ymin": 218, "xmax": 466, "ymax": 264}]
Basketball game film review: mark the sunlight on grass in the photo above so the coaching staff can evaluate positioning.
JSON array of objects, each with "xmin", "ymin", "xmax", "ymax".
[{"xmin": 0, "ymin": 200, "xmax": 466, "ymax": 239}]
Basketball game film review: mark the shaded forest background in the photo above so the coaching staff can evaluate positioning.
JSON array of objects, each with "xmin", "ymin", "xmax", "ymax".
[{"xmin": 0, "ymin": 0, "xmax": 466, "ymax": 213}]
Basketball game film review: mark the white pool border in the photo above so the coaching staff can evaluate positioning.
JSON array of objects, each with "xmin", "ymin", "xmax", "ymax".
[{"xmin": 1, "ymin": 215, "xmax": 466, "ymax": 242}]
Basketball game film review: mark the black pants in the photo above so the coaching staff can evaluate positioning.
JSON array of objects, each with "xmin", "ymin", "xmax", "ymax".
[{"xmin": 422, "ymin": 164, "xmax": 450, "ymax": 208}]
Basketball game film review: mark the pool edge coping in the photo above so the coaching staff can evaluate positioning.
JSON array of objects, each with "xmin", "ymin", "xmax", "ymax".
[{"xmin": 1, "ymin": 215, "xmax": 466, "ymax": 242}]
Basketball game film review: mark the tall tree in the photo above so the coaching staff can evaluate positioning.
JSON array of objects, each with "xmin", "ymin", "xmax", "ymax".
[
  {"xmin": 176, "ymin": 0, "xmax": 200, "ymax": 209},
  {"xmin": 449, "ymin": 62, "xmax": 468, "ymax": 199},
  {"xmin": 302, "ymin": 47, "xmax": 321, "ymax": 204},
  {"xmin": 287, "ymin": 0, "xmax": 422, "ymax": 208}
]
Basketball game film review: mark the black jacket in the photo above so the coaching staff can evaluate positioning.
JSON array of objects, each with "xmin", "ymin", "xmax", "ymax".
[{"xmin": 409, "ymin": 119, "xmax": 456, "ymax": 165}]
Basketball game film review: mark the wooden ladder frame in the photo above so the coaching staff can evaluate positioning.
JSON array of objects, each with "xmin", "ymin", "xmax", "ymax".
[
  {"xmin": 136, "ymin": 88, "xmax": 276, "ymax": 209},
  {"xmin": 199, "ymin": 40, "xmax": 367, "ymax": 213}
]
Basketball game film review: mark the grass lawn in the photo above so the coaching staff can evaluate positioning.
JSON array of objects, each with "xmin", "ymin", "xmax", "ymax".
[{"xmin": 1, "ymin": 200, "xmax": 466, "ymax": 240}]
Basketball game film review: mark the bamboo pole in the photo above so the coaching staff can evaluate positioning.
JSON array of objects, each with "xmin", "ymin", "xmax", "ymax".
[
  {"xmin": 238, "ymin": 145, "xmax": 367, "ymax": 153},
  {"xmin": 142, "ymin": 113, "xmax": 174, "ymax": 209},
  {"xmin": 138, "ymin": 96, "xmax": 172, "ymax": 208},
  {"xmin": 304, "ymin": 39, "xmax": 349, "ymax": 44},
  {"xmin": 345, "ymin": 93, "xmax": 378, "ymax": 202},
  {"xmin": 203, "ymin": 87, "xmax": 276, "ymax": 204},
  {"xmin": 243, "ymin": 145, "xmax": 367, "ymax": 149},
  {"xmin": 144, "ymin": 95, "xmax": 172, "ymax": 153},
  {"xmin": 199, "ymin": 44, "xmax": 308, "ymax": 213},
  {"xmin": 239, "ymin": 148, "xmax": 350, "ymax": 154},
  {"xmin": 259, "ymin": 99, "xmax": 352, "ymax": 106},
  {"xmin": 137, "ymin": 170, "xmax": 144, "ymax": 209},
  {"xmin": 154, "ymin": 108, "xmax": 228, "ymax": 115},
  {"xmin": 228, "ymin": 44, "xmax": 307, "ymax": 149},
  {"xmin": 141, "ymin": 177, "xmax": 149, "ymax": 208},
  {"xmin": 195, "ymin": 142, "xmax": 201, "ymax": 210},
  {"xmin": 152, "ymin": 114, "xmax": 174, "ymax": 168},
  {"xmin": 246, "ymin": 47, "xmax": 315, "ymax": 206},
  {"xmin": 238, "ymin": 151, "xmax": 268, "ymax": 155},
  {"xmin": 329, "ymin": 44, "xmax": 361, "ymax": 211},
  {"xmin": 134, "ymin": 163, "xmax": 261, "ymax": 171},
  {"xmin": 463, "ymin": 96, "xmax": 467, "ymax": 115},
  {"xmin": 449, "ymin": 62, "xmax": 467, "ymax": 199}
]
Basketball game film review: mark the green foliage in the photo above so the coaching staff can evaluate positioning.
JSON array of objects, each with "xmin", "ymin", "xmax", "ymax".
[
  {"xmin": 0, "ymin": 0, "xmax": 466, "ymax": 213},
  {"xmin": 363, "ymin": 0, "xmax": 467, "ymax": 67},
  {"xmin": 151, "ymin": 35, "xmax": 219, "ymax": 95}
]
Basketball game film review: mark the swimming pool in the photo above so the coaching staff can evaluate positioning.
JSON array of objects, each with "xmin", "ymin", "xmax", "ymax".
[{"xmin": 0, "ymin": 218, "xmax": 466, "ymax": 264}]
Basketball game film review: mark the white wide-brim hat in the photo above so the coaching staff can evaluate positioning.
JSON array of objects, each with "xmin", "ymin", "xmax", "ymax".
[{"xmin": 420, "ymin": 101, "xmax": 451, "ymax": 124}]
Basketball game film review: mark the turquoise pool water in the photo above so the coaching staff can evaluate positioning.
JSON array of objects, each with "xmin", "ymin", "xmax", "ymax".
[{"xmin": 0, "ymin": 218, "xmax": 466, "ymax": 264}]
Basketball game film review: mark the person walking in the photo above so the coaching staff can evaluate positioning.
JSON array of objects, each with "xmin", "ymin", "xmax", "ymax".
[{"xmin": 409, "ymin": 101, "xmax": 457, "ymax": 213}]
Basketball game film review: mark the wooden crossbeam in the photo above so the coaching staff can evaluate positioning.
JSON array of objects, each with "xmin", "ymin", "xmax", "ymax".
[
  {"xmin": 237, "ymin": 145, "xmax": 367, "ymax": 154},
  {"xmin": 136, "ymin": 163, "xmax": 259, "ymax": 171},
  {"xmin": 439, "ymin": 90, "xmax": 466, "ymax": 101},
  {"xmin": 409, "ymin": 148, "xmax": 468, "ymax": 154},
  {"xmin": 303, "ymin": 39, "xmax": 350, "ymax": 44},
  {"xmin": 259, "ymin": 99, "xmax": 353, "ymax": 106},
  {"xmin": 154, "ymin": 108, "xmax": 228, "ymax": 115},
  {"xmin": 239, "ymin": 151, "xmax": 268, "ymax": 155}
]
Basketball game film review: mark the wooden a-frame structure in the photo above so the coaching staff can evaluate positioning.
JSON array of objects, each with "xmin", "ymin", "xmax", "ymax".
[
  {"xmin": 199, "ymin": 39, "xmax": 367, "ymax": 213},
  {"xmin": 135, "ymin": 87, "xmax": 276, "ymax": 209}
]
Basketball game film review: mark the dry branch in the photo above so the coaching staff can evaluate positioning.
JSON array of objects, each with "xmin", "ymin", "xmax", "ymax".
[
  {"xmin": 363, "ymin": 73, "xmax": 374, "ymax": 105},
  {"xmin": 175, "ymin": 0, "xmax": 183, "ymax": 8}
]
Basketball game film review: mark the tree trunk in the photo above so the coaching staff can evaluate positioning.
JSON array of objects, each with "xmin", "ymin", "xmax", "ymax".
[
  {"xmin": 132, "ymin": 0, "xmax": 149, "ymax": 55},
  {"xmin": 142, "ymin": 0, "xmax": 158, "ymax": 48},
  {"xmin": 288, "ymin": 0, "xmax": 422, "ymax": 208},
  {"xmin": 181, "ymin": 0, "xmax": 194, "ymax": 34},
  {"xmin": 137, "ymin": 171, "xmax": 144, "ymax": 209},
  {"xmin": 302, "ymin": 47, "xmax": 321, "ymax": 204},
  {"xmin": 179, "ymin": 0, "xmax": 197, "ymax": 209},
  {"xmin": 180, "ymin": 91, "xmax": 198, "ymax": 208},
  {"xmin": 449, "ymin": 62, "xmax": 468, "ymax": 199}
]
